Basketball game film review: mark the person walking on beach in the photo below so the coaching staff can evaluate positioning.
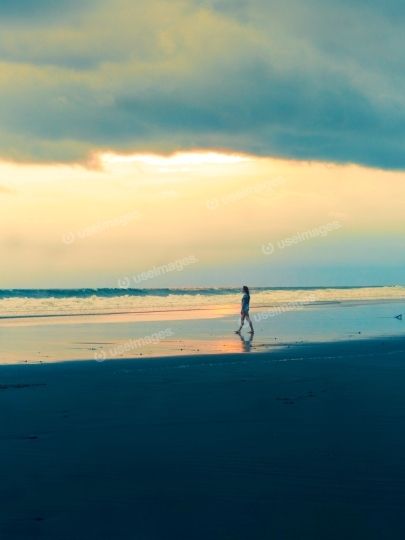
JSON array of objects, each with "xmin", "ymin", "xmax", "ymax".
[{"xmin": 235, "ymin": 286, "xmax": 254, "ymax": 334}]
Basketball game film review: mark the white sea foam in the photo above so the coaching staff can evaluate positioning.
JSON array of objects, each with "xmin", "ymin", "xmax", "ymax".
[{"xmin": 0, "ymin": 286, "xmax": 404, "ymax": 319}]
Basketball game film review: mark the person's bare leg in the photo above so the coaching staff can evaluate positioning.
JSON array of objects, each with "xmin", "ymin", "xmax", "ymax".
[
  {"xmin": 246, "ymin": 314, "xmax": 254, "ymax": 333},
  {"xmin": 235, "ymin": 313, "xmax": 245, "ymax": 333}
]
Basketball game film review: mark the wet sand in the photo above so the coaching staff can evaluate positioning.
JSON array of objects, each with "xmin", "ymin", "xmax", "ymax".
[
  {"xmin": 0, "ymin": 336, "xmax": 405, "ymax": 539},
  {"xmin": 0, "ymin": 299, "xmax": 404, "ymax": 363}
]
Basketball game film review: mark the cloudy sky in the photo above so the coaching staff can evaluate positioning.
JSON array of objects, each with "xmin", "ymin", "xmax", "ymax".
[{"xmin": 1, "ymin": 0, "xmax": 404, "ymax": 287}]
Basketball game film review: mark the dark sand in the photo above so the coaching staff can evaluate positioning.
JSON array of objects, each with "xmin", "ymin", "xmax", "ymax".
[{"xmin": 1, "ymin": 337, "xmax": 405, "ymax": 539}]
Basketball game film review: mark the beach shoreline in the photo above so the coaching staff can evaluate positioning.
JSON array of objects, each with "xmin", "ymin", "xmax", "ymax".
[{"xmin": 1, "ymin": 297, "xmax": 403, "ymax": 364}]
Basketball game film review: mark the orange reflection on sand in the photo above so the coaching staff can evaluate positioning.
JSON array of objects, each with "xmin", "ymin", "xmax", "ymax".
[
  {"xmin": 139, "ymin": 333, "xmax": 255, "ymax": 357},
  {"xmin": 207, "ymin": 334, "xmax": 255, "ymax": 354}
]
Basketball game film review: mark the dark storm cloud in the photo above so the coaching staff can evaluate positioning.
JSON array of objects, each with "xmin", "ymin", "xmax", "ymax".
[
  {"xmin": 0, "ymin": 0, "xmax": 93, "ymax": 20},
  {"xmin": 1, "ymin": 0, "xmax": 405, "ymax": 169}
]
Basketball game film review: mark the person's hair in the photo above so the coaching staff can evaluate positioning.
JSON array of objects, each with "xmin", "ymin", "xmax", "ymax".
[{"xmin": 243, "ymin": 285, "xmax": 250, "ymax": 299}]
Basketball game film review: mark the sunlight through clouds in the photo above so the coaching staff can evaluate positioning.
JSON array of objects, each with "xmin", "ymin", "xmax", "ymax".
[
  {"xmin": 1, "ymin": 151, "xmax": 404, "ymax": 287},
  {"xmin": 101, "ymin": 152, "xmax": 251, "ymax": 166}
]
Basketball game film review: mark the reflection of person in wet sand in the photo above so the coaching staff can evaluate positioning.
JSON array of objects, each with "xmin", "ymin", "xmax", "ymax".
[
  {"xmin": 235, "ymin": 286, "xmax": 254, "ymax": 334},
  {"xmin": 237, "ymin": 333, "xmax": 254, "ymax": 352}
]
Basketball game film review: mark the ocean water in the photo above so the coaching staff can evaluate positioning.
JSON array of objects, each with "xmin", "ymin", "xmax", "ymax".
[
  {"xmin": 0, "ymin": 286, "xmax": 404, "ymax": 319},
  {"xmin": 0, "ymin": 287, "xmax": 404, "ymax": 363}
]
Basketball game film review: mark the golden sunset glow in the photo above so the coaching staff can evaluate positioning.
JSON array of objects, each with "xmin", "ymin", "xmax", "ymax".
[{"xmin": 1, "ymin": 151, "xmax": 404, "ymax": 287}]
